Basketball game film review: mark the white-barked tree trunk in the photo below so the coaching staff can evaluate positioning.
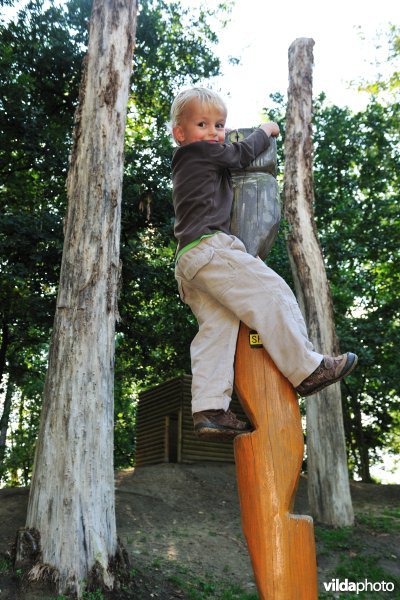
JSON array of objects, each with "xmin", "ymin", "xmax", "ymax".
[
  {"xmin": 283, "ymin": 38, "xmax": 354, "ymax": 527},
  {"xmin": 16, "ymin": 1, "xmax": 138, "ymax": 595}
]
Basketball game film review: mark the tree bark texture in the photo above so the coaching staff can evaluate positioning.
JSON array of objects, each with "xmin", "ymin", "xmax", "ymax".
[
  {"xmin": 0, "ymin": 379, "xmax": 14, "ymax": 469},
  {"xmin": 22, "ymin": 1, "xmax": 137, "ymax": 595},
  {"xmin": 0, "ymin": 319, "xmax": 9, "ymax": 390},
  {"xmin": 283, "ymin": 38, "xmax": 354, "ymax": 526}
]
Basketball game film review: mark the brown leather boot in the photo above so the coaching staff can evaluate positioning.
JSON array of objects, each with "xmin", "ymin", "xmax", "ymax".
[
  {"xmin": 193, "ymin": 409, "xmax": 251, "ymax": 440},
  {"xmin": 295, "ymin": 352, "xmax": 358, "ymax": 397}
]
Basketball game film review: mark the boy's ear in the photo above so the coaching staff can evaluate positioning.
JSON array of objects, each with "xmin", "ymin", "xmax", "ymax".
[{"xmin": 173, "ymin": 125, "xmax": 185, "ymax": 144}]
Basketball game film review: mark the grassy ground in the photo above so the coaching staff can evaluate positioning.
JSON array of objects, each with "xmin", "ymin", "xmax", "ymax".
[
  {"xmin": 1, "ymin": 507, "xmax": 399, "ymax": 598},
  {"xmin": 316, "ymin": 507, "xmax": 400, "ymax": 600}
]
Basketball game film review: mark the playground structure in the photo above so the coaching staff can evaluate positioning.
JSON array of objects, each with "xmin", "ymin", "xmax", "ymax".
[{"xmin": 229, "ymin": 129, "xmax": 318, "ymax": 599}]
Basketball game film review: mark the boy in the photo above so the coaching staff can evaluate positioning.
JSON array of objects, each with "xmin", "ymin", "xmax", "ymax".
[{"xmin": 171, "ymin": 87, "xmax": 357, "ymax": 439}]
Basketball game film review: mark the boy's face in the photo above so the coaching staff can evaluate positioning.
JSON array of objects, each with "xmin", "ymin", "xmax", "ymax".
[{"xmin": 173, "ymin": 99, "xmax": 227, "ymax": 146}]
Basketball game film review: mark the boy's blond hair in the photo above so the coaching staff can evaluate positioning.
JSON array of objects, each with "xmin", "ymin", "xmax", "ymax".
[{"xmin": 170, "ymin": 87, "xmax": 227, "ymax": 128}]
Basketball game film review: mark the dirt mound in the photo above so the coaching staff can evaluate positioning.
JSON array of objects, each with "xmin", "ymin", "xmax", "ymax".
[
  {"xmin": 115, "ymin": 463, "xmax": 255, "ymax": 590},
  {"xmin": 1, "ymin": 463, "xmax": 399, "ymax": 598}
]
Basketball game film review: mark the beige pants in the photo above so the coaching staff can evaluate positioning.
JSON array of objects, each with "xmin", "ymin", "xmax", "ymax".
[{"xmin": 175, "ymin": 233, "xmax": 323, "ymax": 414}]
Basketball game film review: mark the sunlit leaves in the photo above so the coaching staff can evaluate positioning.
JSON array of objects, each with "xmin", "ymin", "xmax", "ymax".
[
  {"xmin": 312, "ymin": 95, "xmax": 400, "ymax": 480},
  {"xmin": 264, "ymin": 86, "xmax": 399, "ymax": 480}
]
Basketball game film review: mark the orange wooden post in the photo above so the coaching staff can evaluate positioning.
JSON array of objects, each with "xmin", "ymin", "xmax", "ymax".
[
  {"xmin": 227, "ymin": 128, "xmax": 318, "ymax": 599},
  {"xmin": 234, "ymin": 324, "xmax": 318, "ymax": 599}
]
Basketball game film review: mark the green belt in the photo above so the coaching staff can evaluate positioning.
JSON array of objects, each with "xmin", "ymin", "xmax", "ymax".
[{"xmin": 176, "ymin": 232, "xmax": 220, "ymax": 263}]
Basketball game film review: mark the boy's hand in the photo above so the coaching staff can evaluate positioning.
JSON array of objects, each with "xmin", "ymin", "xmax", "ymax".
[{"xmin": 260, "ymin": 122, "xmax": 280, "ymax": 137}]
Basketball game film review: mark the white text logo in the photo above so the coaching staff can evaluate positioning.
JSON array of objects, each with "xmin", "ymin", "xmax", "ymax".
[{"xmin": 323, "ymin": 578, "xmax": 395, "ymax": 594}]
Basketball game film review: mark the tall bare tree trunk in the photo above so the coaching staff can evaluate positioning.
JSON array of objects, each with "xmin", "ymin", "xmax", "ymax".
[
  {"xmin": 16, "ymin": 1, "xmax": 138, "ymax": 596},
  {"xmin": 0, "ymin": 379, "xmax": 14, "ymax": 471},
  {"xmin": 283, "ymin": 38, "xmax": 354, "ymax": 526},
  {"xmin": 0, "ymin": 320, "xmax": 9, "ymax": 386}
]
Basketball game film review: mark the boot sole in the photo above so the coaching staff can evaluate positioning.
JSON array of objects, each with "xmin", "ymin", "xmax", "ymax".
[
  {"xmin": 194, "ymin": 425, "xmax": 250, "ymax": 441},
  {"xmin": 296, "ymin": 353, "xmax": 358, "ymax": 397}
]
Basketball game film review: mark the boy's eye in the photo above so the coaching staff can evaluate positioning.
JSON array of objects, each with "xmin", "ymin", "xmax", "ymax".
[
  {"xmin": 216, "ymin": 123, "xmax": 225, "ymax": 129},
  {"xmin": 197, "ymin": 122, "xmax": 206, "ymax": 128}
]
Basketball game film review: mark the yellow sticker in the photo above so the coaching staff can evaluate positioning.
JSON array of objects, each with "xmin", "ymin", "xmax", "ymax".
[{"xmin": 249, "ymin": 330, "xmax": 263, "ymax": 348}]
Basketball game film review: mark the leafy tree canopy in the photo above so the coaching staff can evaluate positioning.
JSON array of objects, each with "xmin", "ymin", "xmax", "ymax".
[
  {"xmin": 0, "ymin": 0, "xmax": 224, "ymax": 481},
  {"xmin": 357, "ymin": 24, "xmax": 400, "ymax": 95},
  {"xmin": 1, "ymin": 3, "xmax": 398, "ymax": 483},
  {"xmin": 263, "ymin": 78, "xmax": 399, "ymax": 481}
]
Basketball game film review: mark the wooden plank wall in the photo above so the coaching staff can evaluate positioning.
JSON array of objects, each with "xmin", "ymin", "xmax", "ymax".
[
  {"xmin": 181, "ymin": 375, "xmax": 236, "ymax": 463},
  {"xmin": 135, "ymin": 375, "xmax": 248, "ymax": 466},
  {"xmin": 135, "ymin": 377, "xmax": 182, "ymax": 466}
]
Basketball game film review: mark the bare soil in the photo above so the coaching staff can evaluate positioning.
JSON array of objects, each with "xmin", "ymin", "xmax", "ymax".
[{"xmin": 0, "ymin": 463, "xmax": 399, "ymax": 599}]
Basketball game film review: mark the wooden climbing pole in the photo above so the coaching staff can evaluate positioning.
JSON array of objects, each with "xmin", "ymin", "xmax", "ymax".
[{"xmin": 228, "ymin": 129, "xmax": 318, "ymax": 599}]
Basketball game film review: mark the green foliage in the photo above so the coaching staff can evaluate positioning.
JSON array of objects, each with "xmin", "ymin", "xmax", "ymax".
[
  {"xmin": 315, "ymin": 526, "xmax": 355, "ymax": 551},
  {"xmin": 0, "ymin": 557, "xmax": 12, "ymax": 572},
  {"xmin": 317, "ymin": 515, "xmax": 400, "ymax": 599},
  {"xmin": 132, "ymin": 0, "xmax": 220, "ymax": 127},
  {"xmin": 168, "ymin": 572, "xmax": 258, "ymax": 600},
  {"xmin": 264, "ymin": 83, "xmax": 400, "ymax": 481},
  {"xmin": 334, "ymin": 555, "xmax": 398, "ymax": 597},
  {"xmin": 114, "ymin": 0, "xmax": 222, "ymax": 468},
  {"xmin": 357, "ymin": 24, "xmax": 400, "ymax": 95},
  {"xmin": 0, "ymin": 0, "xmax": 88, "ymax": 485},
  {"xmin": 0, "ymin": 2, "xmax": 398, "ymax": 487},
  {"xmin": 0, "ymin": 0, "xmax": 223, "ymax": 482},
  {"xmin": 262, "ymin": 92, "xmax": 296, "ymax": 288},
  {"xmin": 356, "ymin": 507, "xmax": 400, "ymax": 533},
  {"xmin": 312, "ymin": 94, "xmax": 400, "ymax": 481},
  {"xmin": 82, "ymin": 591, "xmax": 105, "ymax": 600},
  {"xmin": 49, "ymin": 592, "xmax": 105, "ymax": 600}
]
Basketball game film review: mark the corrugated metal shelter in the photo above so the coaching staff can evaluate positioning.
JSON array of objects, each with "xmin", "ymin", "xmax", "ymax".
[{"xmin": 135, "ymin": 375, "xmax": 247, "ymax": 466}]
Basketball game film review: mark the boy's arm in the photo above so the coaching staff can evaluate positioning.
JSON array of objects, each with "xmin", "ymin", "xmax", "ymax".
[{"xmin": 210, "ymin": 124, "xmax": 280, "ymax": 170}]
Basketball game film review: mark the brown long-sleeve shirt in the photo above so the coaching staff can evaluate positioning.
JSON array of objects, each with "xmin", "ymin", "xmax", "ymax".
[{"xmin": 172, "ymin": 128, "xmax": 270, "ymax": 251}]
